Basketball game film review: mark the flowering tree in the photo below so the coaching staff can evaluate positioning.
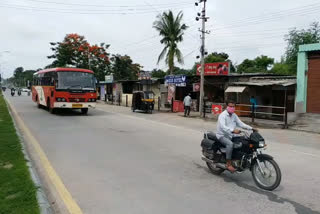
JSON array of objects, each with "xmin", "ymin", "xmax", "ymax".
[{"xmin": 47, "ymin": 33, "xmax": 110, "ymax": 80}]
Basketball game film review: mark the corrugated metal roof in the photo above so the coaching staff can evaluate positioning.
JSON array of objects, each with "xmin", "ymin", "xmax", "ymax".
[
  {"xmin": 232, "ymin": 79, "xmax": 296, "ymax": 87},
  {"xmin": 225, "ymin": 86, "xmax": 247, "ymax": 93},
  {"xmin": 299, "ymin": 43, "xmax": 320, "ymax": 52}
]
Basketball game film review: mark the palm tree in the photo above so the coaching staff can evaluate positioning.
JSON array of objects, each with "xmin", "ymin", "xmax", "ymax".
[{"xmin": 153, "ymin": 11, "xmax": 188, "ymax": 75}]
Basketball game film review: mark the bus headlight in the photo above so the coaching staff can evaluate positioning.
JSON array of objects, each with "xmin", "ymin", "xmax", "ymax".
[{"xmin": 56, "ymin": 98, "xmax": 66, "ymax": 102}]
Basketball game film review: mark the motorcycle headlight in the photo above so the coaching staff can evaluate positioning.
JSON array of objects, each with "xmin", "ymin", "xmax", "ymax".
[{"xmin": 259, "ymin": 141, "xmax": 266, "ymax": 148}]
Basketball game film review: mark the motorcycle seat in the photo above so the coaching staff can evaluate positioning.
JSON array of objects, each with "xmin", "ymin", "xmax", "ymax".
[{"xmin": 204, "ymin": 132, "xmax": 242, "ymax": 149}]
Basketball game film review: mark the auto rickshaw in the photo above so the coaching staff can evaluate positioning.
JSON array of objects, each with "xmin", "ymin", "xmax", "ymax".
[{"xmin": 132, "ymin": 91, "xmax": 155, "ymax": 113}]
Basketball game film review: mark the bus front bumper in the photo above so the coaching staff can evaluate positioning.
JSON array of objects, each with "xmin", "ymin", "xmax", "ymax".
[{"xmin": 53, "ymin": 102, "xmax": 96, "ymax": 109}]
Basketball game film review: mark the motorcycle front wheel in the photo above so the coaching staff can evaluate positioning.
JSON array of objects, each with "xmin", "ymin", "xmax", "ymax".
[{"xmin": 252, "ymin": 159, "xmax": 281, "ymax": 191}]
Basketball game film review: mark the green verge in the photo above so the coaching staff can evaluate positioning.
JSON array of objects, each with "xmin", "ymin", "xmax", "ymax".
[{"xmin": 0, "ymin": 92, "xmax": 40, "ymax": 214}]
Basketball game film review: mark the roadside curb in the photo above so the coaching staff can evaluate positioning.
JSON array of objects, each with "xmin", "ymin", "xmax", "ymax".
[
  {"xmin": 97, "ymin": 102, "xmax": 284, "ymax": 130},
  {"xmin": 4, "ymin": 94, "xmax": 53, "ymax": 214},
  {"xmin": 4, "ymin": 94, "xmax": 83, "ymax": 214}
]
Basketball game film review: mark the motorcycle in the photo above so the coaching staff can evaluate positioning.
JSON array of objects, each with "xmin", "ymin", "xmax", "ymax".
[
  {"xmin": 17, "ymin": 89, "xmax": 21, "ymax": 96},
  {"xmin": 201, "ymin": 130, "xmax": 281, "ymax": 191},
  {"xmin": 11, "ymin": 90, "xmax": 15, "ymax": 96}
]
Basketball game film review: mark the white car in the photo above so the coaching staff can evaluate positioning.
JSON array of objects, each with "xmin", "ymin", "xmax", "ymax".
[{"xmin": 21, "ymin": 88, "xmax": 31, "ymax": 92}]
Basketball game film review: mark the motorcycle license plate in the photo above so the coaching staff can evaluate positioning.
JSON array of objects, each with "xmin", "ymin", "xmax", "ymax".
[{"xmin": 72, "ymin": 104, "xmax": 83, "ymax": 108}]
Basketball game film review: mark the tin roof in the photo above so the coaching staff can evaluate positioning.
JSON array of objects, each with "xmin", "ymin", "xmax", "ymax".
[
  {"xmin": 231, "ymin": 76, "xmax": 296, "ymax": 87},
  {"xmin": 298, "ymin": 43, "xmax": 320, "ymax": 52}
]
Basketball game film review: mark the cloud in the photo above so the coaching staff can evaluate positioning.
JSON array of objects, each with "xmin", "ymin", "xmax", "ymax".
[{"xmin": 0, "ymin": 0, "xmax": 319, "ymax": 78}]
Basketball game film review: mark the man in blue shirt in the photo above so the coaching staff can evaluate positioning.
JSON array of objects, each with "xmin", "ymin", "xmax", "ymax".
[{"xmin": 216, "ymin": 100, "xmax": 255, "ymax": 172}]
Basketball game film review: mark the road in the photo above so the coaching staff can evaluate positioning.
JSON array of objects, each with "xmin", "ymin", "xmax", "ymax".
[{"xmin": 4, "ymin": 92, "xmax": 320, "ymax": 214}]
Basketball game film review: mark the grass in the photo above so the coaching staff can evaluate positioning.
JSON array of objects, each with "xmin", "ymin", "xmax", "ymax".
[{"xmin": 0, "ymin": 92, "xmax": 40, "ymax": 214}]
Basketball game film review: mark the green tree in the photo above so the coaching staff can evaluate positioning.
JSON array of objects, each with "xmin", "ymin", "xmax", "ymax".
[
  {"xmin": 151, "ymin": 69, "xmax": 166, "ymax": 78},
  {"xmin": 204, "ymin": 52, "xmax": 229, "ymax": 63},
  {"xmin": 284, "ymin": 22, "xmax": 320, "ymax": 74},
  {"xmin": 153, "ymin": 11, "xmax": 188, "ymax": 74},
  {"xmin": 110, "ymin": 54, "xmax": 142, "ymax": 80},
  {"xmin": 271, "ymin": 62, "xmax": 291, "ymax": 75},
  {"xmin": 237, "ymin": 55, "xmax": 274, "ymax": 73},
  {"xmin": 47, "ymin": 33, "xmax": 110, "ymax": 81}
]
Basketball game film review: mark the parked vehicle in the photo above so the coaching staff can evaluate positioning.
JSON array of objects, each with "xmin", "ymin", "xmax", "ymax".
[
  {"xmin": 132, "ymin": 91, "xmax": 155, "ymax": 113},
  {"xmin": 201, "ymin": 130, "xmax": 281, "ymax": 191},
  {"xmin": 22, "ymin": 88, "xmax": 31, "ymax": 92},
  {"xmin": 32, "ymin": 68, "xmax": 97, "ymax": 114}
]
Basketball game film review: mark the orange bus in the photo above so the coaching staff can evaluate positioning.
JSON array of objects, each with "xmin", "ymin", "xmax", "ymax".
[{"xmin": 32, "ymin": 67, "xmax": 97, "ymax": 114}]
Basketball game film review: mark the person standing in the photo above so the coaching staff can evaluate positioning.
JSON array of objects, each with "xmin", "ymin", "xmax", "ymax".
[
  {"xmin": 183, "ymin": 93, "xmax": 192, "ymax": 117},
  {"xmin": 250, "ymin": 96, "xmax": 257, "ymax": 117}
]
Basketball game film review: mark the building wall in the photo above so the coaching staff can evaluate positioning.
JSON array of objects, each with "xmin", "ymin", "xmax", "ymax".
[
  {"xmin": 121, "ymin": 94, "xmax": 133, "ymax": 107},
  {"xmin": 295, "ymin": 43, "xmax": 320, "ymax": 113},
  {"xmin": 295, "ymin": 51, "xmax": 308, "ymax": 113}
]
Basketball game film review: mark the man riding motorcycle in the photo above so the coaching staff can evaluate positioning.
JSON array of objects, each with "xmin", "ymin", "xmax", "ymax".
[{"xmin": 216, "ymin": 100, "xmax": 256, "ymax": 172}]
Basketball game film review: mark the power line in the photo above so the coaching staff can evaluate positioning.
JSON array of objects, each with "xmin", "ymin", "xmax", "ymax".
[
  {"xmin": 207, "ymin": 4, "xmax": 320, "ymax": 31},
  {"xmin": 0, "ymin": 3, "xmax": 192, "ymax": 13},
  {"xmin": 15, "ymin": 0, "xmax": 192, "ymax": 8}
]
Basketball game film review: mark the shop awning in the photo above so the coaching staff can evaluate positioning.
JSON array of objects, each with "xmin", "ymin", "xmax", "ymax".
[{"xmin": 225, "ymin": 86, "xmax": 247, "ymax": 93}]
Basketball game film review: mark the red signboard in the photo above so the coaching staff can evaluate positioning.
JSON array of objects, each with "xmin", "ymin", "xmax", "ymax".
[
  {"xmin": 193, "ymin": 83, "xmax": 200, "ymax": 92},
  {"xmin": 212, "ymin": 104, "xmax": 222, "ymax": 114},
  {"xmin": 197, "ymin": 62, "xmax": 229, "ymax": 76}
]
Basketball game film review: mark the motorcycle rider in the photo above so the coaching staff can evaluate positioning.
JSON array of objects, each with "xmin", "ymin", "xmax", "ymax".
[
  {"xmin": 216, "ymin": 100, "xmax": 255, "ymax": 172},
  {"xmin": 11, "ymin": 87, "xmax": 15, "ymax": 96}
]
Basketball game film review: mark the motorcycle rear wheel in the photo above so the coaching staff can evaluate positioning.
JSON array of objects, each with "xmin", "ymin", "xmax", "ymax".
[
  {"xmin": 206, "ymin": 162, "xmax": 225, "ymax": 175},
  {"xmin": 252, "ymin": 159, "xmax": 281, "ymax": 191}
]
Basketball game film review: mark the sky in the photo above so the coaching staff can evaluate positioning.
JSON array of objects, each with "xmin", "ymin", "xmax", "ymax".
[{"xmin": 0, "ymin": 0, "xmax": 320, "ymax": 78}]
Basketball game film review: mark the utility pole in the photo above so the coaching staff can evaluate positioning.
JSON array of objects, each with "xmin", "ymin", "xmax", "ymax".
[{"xmin": 195, "ymin": 0, "xmax": 209, "ymax": 116}]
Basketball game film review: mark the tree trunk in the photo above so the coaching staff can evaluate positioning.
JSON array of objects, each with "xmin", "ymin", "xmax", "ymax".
[{"xmin": 168, "ymin": 48, "xmax": 174, "ymax": 75}]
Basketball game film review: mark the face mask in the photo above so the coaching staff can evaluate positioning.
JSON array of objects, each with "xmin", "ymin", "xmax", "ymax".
[{"xmin": 227, "ymin": 106, "xmax": 235, "ymax": 114}]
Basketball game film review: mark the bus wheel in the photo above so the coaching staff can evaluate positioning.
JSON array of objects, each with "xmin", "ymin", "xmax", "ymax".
[
  {"xmin": 81, "ymin": 108, "xmax": 88, "ymax": 114},
  {"xmin": 47, "ymin": 99, "xmax": 55, "ymax": 114},
  {"xmin": 36, "ymin": 96, "xmax": 41, "ymax": 108}
]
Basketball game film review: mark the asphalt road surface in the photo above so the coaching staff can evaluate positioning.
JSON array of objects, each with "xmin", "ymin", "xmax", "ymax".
[{"xmin": 5, "ymin": 92, "xmax": 320, "ymax": 214}]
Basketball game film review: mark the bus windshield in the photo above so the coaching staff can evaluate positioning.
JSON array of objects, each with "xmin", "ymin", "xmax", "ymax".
[{"xmin": 57, "ymin": 71, "xmax": 96, "ymax": 90}]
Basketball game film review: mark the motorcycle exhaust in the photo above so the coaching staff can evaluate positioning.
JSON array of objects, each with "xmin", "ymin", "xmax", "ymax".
[
  {"xmin": 215, "ymin": 163, "xmax": 227, "ymax": 170},
  {"xmin": 201, "ymin": 157, "xmax": 227, "ymax": 169},
  {"xmin": 201, "ymin": 156, "xmax": 214, "ymax": 164}
]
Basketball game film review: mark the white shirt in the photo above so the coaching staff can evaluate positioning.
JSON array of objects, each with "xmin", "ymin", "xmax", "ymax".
[
  {"xmin": 216, "ymin": 110, "xmax": 252, "ymax": 140},
  {"xmin": 183, "ymin": 95, "xmax": 192, "ymax": 106}
]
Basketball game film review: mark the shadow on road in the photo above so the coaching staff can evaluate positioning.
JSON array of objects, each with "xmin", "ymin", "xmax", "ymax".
[
  {"xmin": 37, "ymin": 106, "xmax": 109, "ymax": 117},
  {"xmin": 194, "ymin": 161, "xmax": 319, "ymax": 214}
]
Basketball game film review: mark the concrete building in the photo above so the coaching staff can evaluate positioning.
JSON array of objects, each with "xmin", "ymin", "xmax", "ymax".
[{"xmin": 296, "ymin": 43, "xmax": 320, "ymax": 113}]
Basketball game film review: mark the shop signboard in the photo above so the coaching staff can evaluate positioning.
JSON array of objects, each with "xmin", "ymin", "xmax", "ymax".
[
  {"xmin": 193, "ymin": 82, "xmax": 200, "ymax": 92},
  {"xmin": 197, "ymin": 62, "xmax": 230, "ymax": 76},
  {"xmin": 212, "ymin": 104, "xmax": 222, "ymax": 114},
  {"xmin": 105, "ymin": 74, "xmax": 114, "ymax": 83},
  {"xmin": 165, "ymin": 75, "xmax": 186, "ymax": 87},
  {"xmin": 167, "ymin": 84, "xmax": 176, "ymax": 103}
]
